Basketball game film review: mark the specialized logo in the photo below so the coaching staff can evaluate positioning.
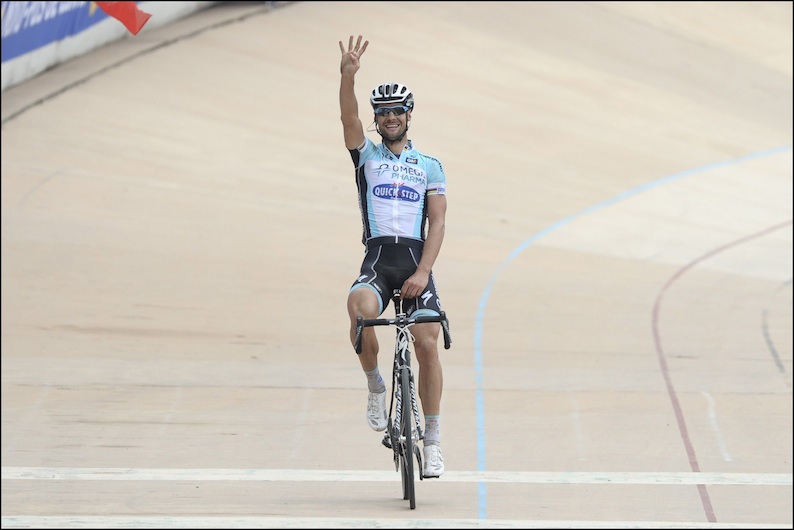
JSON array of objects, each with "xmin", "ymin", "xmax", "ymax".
[
  {"xmin": 398, "ymin": 334, "xmax": 410, "ymax": 357},
  {"xmin": 373, "ymin": 183, "xmax": 420, "ymax": 202},
  {"xmin": 421, "ymin": 290, "xmax": 433, "ymax": 305}
]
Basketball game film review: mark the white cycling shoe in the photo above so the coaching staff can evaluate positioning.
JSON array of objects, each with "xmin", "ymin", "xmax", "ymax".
[
  {"xmin": 423, "ymin": 444, "xmax": 445, "ymax": 478},
  {"xmin": 366, "ymin": 390, "xmax": 387, "ymax": 431}
]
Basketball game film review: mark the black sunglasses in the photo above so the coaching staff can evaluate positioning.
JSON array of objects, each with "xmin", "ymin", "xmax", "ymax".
[{"xmin": 374, "ymin": 105, "xmax": 410, "ymax": 117}]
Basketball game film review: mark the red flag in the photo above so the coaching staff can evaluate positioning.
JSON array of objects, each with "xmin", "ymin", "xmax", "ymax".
[{"xmin": 95, "ymin": 2, "xmax": 152, "ymax": 35}]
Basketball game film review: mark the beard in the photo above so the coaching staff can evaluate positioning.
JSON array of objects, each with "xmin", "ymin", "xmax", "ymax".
[{"xmin": 378, "ymin": 122, "xmax": 408, "ymax": 143}]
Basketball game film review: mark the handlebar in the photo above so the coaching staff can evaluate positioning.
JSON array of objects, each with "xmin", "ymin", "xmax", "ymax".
[{"xmin": 354, "ymin": 311, "xmax": 452, "ymax": 354}]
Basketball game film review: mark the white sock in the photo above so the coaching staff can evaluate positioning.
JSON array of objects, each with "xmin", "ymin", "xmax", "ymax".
[
  {"xmin": 365, "ymin": 367, "xmax": 385, "ymax": 393},
  {"xmin": 424, "ymin": 415, "xmax": 440, "ymax": 446}
]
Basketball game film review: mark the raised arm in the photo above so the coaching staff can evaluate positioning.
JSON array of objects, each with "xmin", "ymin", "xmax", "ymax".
[{"xmin": 339, "ymin": 35, "xmax": 368, "ymax": 150}]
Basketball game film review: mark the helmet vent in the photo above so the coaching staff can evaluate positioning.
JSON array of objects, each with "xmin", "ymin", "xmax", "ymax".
[{"xmin": 370, "ymin": 82, "xmax": 414, "ymax": 110}]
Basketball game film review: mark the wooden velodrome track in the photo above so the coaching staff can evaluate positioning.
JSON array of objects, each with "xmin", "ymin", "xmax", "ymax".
[{"xmin": 2, "ymin": 2, "xmax": 792, "ymax": 528}]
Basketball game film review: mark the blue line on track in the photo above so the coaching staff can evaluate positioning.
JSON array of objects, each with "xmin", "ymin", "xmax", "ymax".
[{"xmin": 472, "ymin": 145, "xmax": 792, "ymax": 520}]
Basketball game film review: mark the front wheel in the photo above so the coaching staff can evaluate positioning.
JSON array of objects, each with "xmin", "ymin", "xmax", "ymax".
[{"xmin": 399, "ymin": 367, "xmax": 416, "ymax": 509}]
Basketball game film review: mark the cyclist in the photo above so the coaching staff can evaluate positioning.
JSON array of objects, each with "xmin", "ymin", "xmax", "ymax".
[{"xmin": 338, "ymin": 35, "xmax": 447, "ymax": 478}]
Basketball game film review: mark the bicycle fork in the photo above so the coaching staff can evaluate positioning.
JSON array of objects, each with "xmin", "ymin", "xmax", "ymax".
[{"xmin": 384, "ymin": 328, "xmax": 424, "ymax": 461}]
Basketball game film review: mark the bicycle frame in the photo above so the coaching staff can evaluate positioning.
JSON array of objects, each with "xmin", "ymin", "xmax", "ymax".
[
  {"xmin": 354, "ymin": 289, "xmax": 452, "ymax": 509},
  {"xmin": 388, "ymin": 296, "xmax": 424, "ymax": 481}
]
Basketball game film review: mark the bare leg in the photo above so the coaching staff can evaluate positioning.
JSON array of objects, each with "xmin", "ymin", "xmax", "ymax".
[
  {"xmin": 347, "ymin": 288, "xmax": 381, "ymax": 370},
  {"xmin": 412, "ymin": 322, "xmax": 443, "ymax": 415}
]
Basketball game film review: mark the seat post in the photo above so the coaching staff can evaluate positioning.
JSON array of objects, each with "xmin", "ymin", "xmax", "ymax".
[{"xmin": 392, "ymin": 289, "xmax": 402, "ymax": 315}]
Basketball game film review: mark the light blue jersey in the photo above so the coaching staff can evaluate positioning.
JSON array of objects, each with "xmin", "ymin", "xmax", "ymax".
[{"xmin": 349, "ymin": 138, "xmax": 446, "ymax": 245}]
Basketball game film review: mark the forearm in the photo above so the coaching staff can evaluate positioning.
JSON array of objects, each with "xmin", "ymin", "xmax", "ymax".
[
  {"xmin": 340, "ymin": 73, "xmax": 359, "ymax": 123},
  {"xmin": 340, "ymin": 73, "xmax": 364, "ymax": 149},
  {"xmin": 417, "ymin": 220, "xmax": 445, "ymax": 275}
]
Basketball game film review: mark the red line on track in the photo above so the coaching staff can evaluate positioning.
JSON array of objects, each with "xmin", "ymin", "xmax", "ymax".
[{"xmin": 651, "ymin": 219, "xmax": 792, "ymax": 523}]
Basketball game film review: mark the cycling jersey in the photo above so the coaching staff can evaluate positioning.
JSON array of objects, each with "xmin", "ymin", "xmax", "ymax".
[
  {"xmin": 348, "ymin": 137, "xmax": 446, "ymax": 317},
  {"xmin": 349, "ymin": 137, "xmax": 446, "ymax": 245}
]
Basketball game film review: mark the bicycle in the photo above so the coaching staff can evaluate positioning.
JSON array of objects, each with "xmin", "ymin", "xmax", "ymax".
[{"xmin": 354, "ymin": 289, "xmax": 452, "ymax": 509}]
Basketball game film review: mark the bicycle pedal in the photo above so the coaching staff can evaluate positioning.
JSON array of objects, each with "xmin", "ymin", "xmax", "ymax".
[{"xmin": 381, "ymin": 433, "xmax": 392, "ymax": 449}]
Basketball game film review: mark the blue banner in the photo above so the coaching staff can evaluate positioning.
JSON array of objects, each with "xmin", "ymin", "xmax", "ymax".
[{"xmin": 1, "ymin": 1, "xmax": 120, "ymax": 62}]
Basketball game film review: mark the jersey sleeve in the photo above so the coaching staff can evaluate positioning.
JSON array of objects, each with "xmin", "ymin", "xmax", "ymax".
[
  {"xmin": 425, "ymin": 156, "xmax": 446, "ymax": 196},
  {"xmin": 349, "ymin": 137, "xmax": 378, "ymax": 167}
]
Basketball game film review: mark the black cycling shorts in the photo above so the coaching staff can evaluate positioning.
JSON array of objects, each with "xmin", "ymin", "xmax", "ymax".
[{"xmin": 350, "ymin": 238, "xmax": 443, "ymax": 318}]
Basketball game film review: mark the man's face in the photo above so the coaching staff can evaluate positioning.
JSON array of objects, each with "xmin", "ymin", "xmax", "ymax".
[{"xmin": 374, "ymin": 105, "xmax": 410, "ymax": 141}]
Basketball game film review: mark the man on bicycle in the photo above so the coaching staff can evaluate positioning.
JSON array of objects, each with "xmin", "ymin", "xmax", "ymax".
[{"xmin": 339, "ymin": 35, "xmax": 447, "ymax": 478}]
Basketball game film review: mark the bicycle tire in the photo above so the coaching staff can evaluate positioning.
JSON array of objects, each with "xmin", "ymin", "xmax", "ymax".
[{"xmin": 400, "ymin": 366, "xmax": 416, "ymax": 509}]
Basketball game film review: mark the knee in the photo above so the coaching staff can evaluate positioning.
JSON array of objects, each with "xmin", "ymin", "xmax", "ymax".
[
  {"xmin": 414, "ymin": 335, "xmax": 439, "ymax": 364},
  {"xmin": 348, "ymin": 289, "xmax": 380, "ymax": 320}
]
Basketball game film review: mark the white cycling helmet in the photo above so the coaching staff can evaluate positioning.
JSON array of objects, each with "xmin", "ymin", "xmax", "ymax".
[{"xmin": 370, "ymin": 82, "xmax": 414, "ymax": 110}]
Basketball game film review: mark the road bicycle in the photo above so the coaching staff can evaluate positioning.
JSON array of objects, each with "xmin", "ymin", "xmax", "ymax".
[{"xmin": 354, "ymin": 289, "xmax": 452, "ymax": 509}]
